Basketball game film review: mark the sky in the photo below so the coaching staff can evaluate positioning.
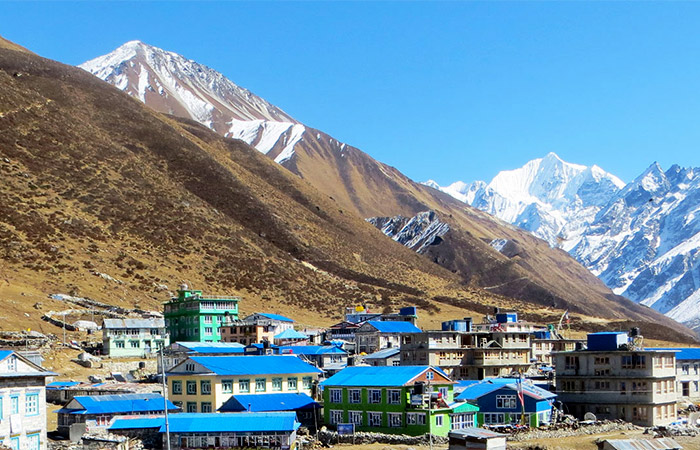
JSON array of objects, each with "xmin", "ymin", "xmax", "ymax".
[{"xmin": 3, "ymin": 1, "xmax": 700, "ymax": 185}]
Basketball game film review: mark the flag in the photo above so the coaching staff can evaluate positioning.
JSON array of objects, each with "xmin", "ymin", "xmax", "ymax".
[
  {"xmin": 516, "ymin": 375, "xmax": 525, "ymax": 409},
  {"xmin": 564, "ymin": 311, "xmax": 570, "ymax": 324}
]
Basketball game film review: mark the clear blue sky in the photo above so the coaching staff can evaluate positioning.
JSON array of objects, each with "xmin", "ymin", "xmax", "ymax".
[{"xmin": 3, "ymin": 1, "xmax": 700, "ymax": 185}]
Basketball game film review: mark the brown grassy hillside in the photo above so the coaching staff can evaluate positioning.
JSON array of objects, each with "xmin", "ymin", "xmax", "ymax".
[{"xmin": 0, "ymin": 40, "xmax": 695, "ymax": 343}]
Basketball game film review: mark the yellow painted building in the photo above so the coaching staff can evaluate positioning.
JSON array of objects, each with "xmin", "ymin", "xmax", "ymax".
[{"xmin": 166, "ymin": 355, "xmax": 323, "ymax": 412}]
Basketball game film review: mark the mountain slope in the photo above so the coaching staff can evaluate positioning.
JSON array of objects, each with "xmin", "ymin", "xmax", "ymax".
[{"xmin": 75, "ymin": 41, "xmax": 696, "ymax": 340}]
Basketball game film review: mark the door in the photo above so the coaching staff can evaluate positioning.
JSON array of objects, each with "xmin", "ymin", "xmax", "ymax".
[{"xmin": 683, "ymin": 382, "xmax": 690, "ymax": 397}]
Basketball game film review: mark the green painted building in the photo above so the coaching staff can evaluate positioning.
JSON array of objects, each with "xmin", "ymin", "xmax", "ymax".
[
  {"xmin": 323, "ymin": 366, "xmax": 479, "ymax": 436},
  {"xmin": 164, "ymin": 285, "xmax": 240, "ymax": 343}
]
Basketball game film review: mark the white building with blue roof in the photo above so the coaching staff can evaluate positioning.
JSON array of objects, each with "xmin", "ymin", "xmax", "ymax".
[
  {"xmin": 650, "ymin": 347, "xmax": 700, "ymax": 401},
  {"xmin": 167, "ymin": 355, "xmax": 322, "ymax": 413},
  {"xmin": 355, "ymin": 321, "xmax": 421, "ymax": 354},
  {"xmin": 0, "ymin": 350, "xmax": 56, "ymax": 450}
]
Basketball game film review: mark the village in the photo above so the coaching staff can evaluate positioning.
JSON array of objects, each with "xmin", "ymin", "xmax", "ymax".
[{"xmin": 1, "ymin": 284, "xmax": 699, "ymax": 450}]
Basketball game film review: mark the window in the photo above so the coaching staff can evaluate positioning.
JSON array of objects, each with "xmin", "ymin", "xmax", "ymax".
[
  {"xmin": 407, "ymin": 413, "xmax": 426, "ymax": 425},
  {"xmin": 632, "ymin": 406, "xmax": 648, "ymax": 420},
  {"xmin": 329, "ymin": 410, "xmax": 343, "ymax": 425},
  {"xmin": 511, "ymin": 413, "xmax": 530, "ymax": 425},
  {"xmin": 255, "ymin": 378, "xmax": 266, "ymax": 392},
  {"xmin": 172, "ymin": 380, "xmax": 182, "ymax": 395},
  {"xmin": 185, "ymin": 362, "xmax": 195, "ymax": 371},
  {"xmin": 201, "ymin": 402, "xmax": 212, "ymax": 413},
  {"xmin": 388, "ymin": 389, "xmax": 401, "ymax": 404},
  {"xmin": 594, "ymin": 368, "xmax": 611, "ymax": 376},
  {"xmin": 349, "ymin": 411, "xmax": 363, "ymax": 425},
  {"xmin": 204, "ymin": 316, "xmax": 212, "ymax": 324},
  {"xmin": 130, "ymin": 340, "xmax": 140, "ymax": 348},
  {"xmin": 329, "ymin": 389, "xmax": 342, "ymax": 403},
  {"xmin": 187, "ymin": 380, "xmax": 197, "ymax": 395},
  {"xmin": 565, "ymin": 356, "xmax": 579, "ymax": 370},
  {"xmin": 186, "ymin": 402, "xmax": 197, "ymax": 412},
  {"xmin": 435, "ymin": 414, "xmax": 444, "ymax": 427},
  {"xmin": 392, "ymin": 360, "xmax": 401, "ymax": 366},
  {"xmin": 369, "ymin": 389, "xmax": 382, "ymax": 404},
  {"xmin": 287, "ymin": 377, "xmax": 298, "ymax": 391},
  {"xmin": 200, "ymin": 380, "xmax": 211, "ymax": 395},
  {"xmin": 622, "ymin": 355, "xmax": 646, "ymax": 369},
  {"xmin": 239, "ymin": 379, "xmax": 250, "ymax": 393},
  {"xmin": 270, "ymin": 377, "xmax": 283, "ymax": 392},
  {"xmin": 682, "ymin": 365, "xmax": 690, "ymax": 375},
  {"xmin": 496, "ymin": 395, "xmax": 517, "ymax": 409},
  {"xmin": 388, "ymin": 413, "xmax": 402, "ymax": 427},
  {"xmin": 10, "ymin": 395, "xmax": 19, "ymax": 414},
  {"xmin": 204, "ymin": 327, "xmax": 213, "ymax": 336},
  {"xmin": 115, "ymin": 341, "xmax": 125, "ymax": 348},
  {"xmin": 368, "ymin": 412, "xmax": 382, "ymax": 427},
  {"xmin": 302, "ymin": 376, "xmax": 313, "ymax": 389},
  {"xmin": 483, "ymin": 413, "xmax": 505, "ymax": 424},
  {"xmin": 8, "ymin": 356, "xmax": 16, "ymax": 372},
  {"xmin": 349, "ymin": 389, "xmax": 361, "ymax": 404},
  {"xmin": 438, "ymin": 387, "xmax": 448, "ymax": 398},
  {"xmin": 451, "ymin": 413, "xmax": 474, "ymax": 429},
  {"xmin": 222, "ymin": 379, "xmax": 233, "ymax": 394},
  {"xmin": 594, "ymin": 357, "xmax": 610, "ymax": 365},
  {"xmin": 25, "ymin": 393, "xmax": 39, "ymax": 416},
  {"xmin": 426, "ymin": 371, "xmax": 434, "ymax": 380},
  {"xmin": 620, "ymin": 381, "xmax": 627, "ymax": 395},
  {"xmin": 10, "ymin": 437, "xmax": 19, "ymax": 450},
  {"xmin": 594, "ymin": 381, "xmax": 611, "ymax": 391}
]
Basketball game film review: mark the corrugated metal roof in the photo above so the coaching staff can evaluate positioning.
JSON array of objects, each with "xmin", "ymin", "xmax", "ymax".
[
  {"xmin": 274, "ymin": 329, "xmax": 308, "ymax": 339},
  {"xmin": 599, "ymin": 438, "xmax": 682, "ymax": 450},
  {"xmin": 176, "ymin": 341, "xmax": 245, "ymax": 353},
  {"xmin": 0, "ymin": 350, "xmax": 13, "ymax": 361},
  {"xmin": 109, "ymin": 416, "xmax": 165, "ymax": 430},
  {"xmin": 219, "ymin": 393, "xmax": 319, "ymax": 412},
  {"xmin": 254, "ymin": 313, "xmax": 295, "ymax": 323},
  {"xmin": 62, "ymin": 393, "xmax": 178, "ymax": 415},
  {"xmin": 649, "ymin": 347, "xmax": 700, "ymax": 361},
  {"xmin": 278, "ymin": 346, "xmax": 346, "ymax": 356},
  {"xmin": 161, "ymin": 412, "xmax": 300, "ymax": 433},
  {"xmin": 363, "ymin": 348, "xmax": 400, "ymax": 360},
  {"xmin": 323, "ymin": 366, "xmax": 449, "ymax": 387},
  {"xmin": 183, "ymin": 355, "xmax": 323, "ymax": 376},
  {"xmin": 103, "ymin": 318, "xmax": 165, "ymax": 329},
  {"xmin": 448, "ymin": 427, "xmax": 507, "ymax": 439},
  {"xmin": 47, "ymin": 381, "xmax": 81, "ymax": 389},
  {"xmin": 363, "ymin": 321, "xmax": 421, "ymax": 333}
]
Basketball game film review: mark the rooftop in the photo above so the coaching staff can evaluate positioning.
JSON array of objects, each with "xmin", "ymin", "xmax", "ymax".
[
  {"xmin": 103, "ymin": 318, "xmax": 165, "ymax": 329},
  {"xmin": 172, "ymin": 355, "xmax": 323, "ymax": 376},
  {"xmin": 456, "ymin": 378, "xmax": 556, "ymax": 401},
  {"xmin": 362, "ymin": 321, "xmax": 421, "ymax": 333},
  {"xmin": 219, "ymin": 393, "xmax": 319, "ymax": 412},
  {"xmin": 164, "ymin": 412, "xmax": 299, "ymax": 433},
  {"xmin": 323, "ymin": 365, "xmax": 450, "ymax": 387},
  {"xmin": 57, "ymin": 393, "xmax": 178, "ymax": 415},
  {"xmin": 363, "ymin": 347, "xmax": 400, "ymax": 360}
]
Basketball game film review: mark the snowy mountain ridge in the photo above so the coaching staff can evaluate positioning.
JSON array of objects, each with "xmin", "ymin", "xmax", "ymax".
[
  {"xmin": 79, "ymin": 41, "xmax": 316, "ymax": 164},
  {"xmin": 427, "ymin": 154, "xmax": 700, "ymax": 333}
]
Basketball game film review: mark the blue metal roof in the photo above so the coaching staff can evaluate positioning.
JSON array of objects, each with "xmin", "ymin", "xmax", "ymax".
[
  {"xmin": 60, "ymin": 393, "xmax": 178, "ymax": 415},
  {"xmin": 219, "ymin": 393, "xmax": 319, "ymax": 412},
  {"xmin": 0, "ymin": 351, "xmax": 13, "ymax": 361},
  {"xmin": 363, "ymin": 348, "xmax": 400, "ymax": 360},
  {"xmin": 323, "ymin": 366, "xmax": 448, "ymax": 387},
  {"xmin": 456, "ymin": 378, "xmax": 556, "ymax": 401},
  {"xmin": 588, "ymin": 332, "xmax": 627, "ymax": 335},
  {"xmin": 364, "ymin": 321, "xmax": 421, "ymax": 333},
  {"xmin": 274, "ymin": 329, "xmax": 308, "ymax": 340},
  {"xmin": 257, "ymin": 313, "xmax": 295, "ymax": 323},
  {"xmin": 278, "ymin": 346, "xmax": 346, "ymax": 356},
  {"xmin": 649, "ymin": 348, "xmax": 700, "ymax": 361},
  {"xmin": 162, "ymin": 412, "xmax": 300, "ymax": 433},
  {"xmin": 176, "ymin": 342, "xmax": 246, "ymax": 353},
  {"xmin": 110, "ymin": 416, "xmax": 165, "ymax": 430},
  {"xmin": 47, "ymin": 381, "xmax": 81, "ymax": 390},
  {"xmin": 183, "ymin": 355, "xmax": 323, "ymax": 376}
]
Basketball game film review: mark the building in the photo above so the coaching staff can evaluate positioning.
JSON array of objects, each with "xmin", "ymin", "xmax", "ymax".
[
  {"xmin": 456, "ymin": 378, "xmax": 557, "ymax": 427},
  {"xmin": 102, "ymin": 318, "xmax": 169, "ymax": 357},
  {"xmin": 0, "ymin": 350, "xmax": 56, "ymax": 450},
  {"xmin": 164, "ymin": 285, "xmax": 240, "ymax": 343},
  {"xmin": 400, "ymin": 324, "xmax": 532, "ymax": 380},
  {"xmin": 650, "ymin": 347, "xmax": 700, "ymax": 400},
  {"xmin": 273, "ymin": 329, "xmax": 309, "ymax": 346},
  {"xmin": 322, "ymin": 365, "xmax": 478, "ymax": 436},
  {"xmin": 554, "ymin": 332, "xmax": 678, "ymax": 426},
  {"xmin": 364, "ymin": 348, "xmax": 401, "ymax": 367},
  {"xmin": 110, "ymin": 412, "xmax": 301, "ymax": 450},
  {"xmin": 597, "ymin": 438, "xmax": 682, "ymax": 450},
  {"xmin": 219, "ymin": 392, "xmax": 321, "ymax": 430},
  {"xmin": 56, "ymin": 393, "xmax": 178, "ymax": 439},
  {"xmin": 355, "ymin": 321, "xmax": 421, "ymax": 354},
  {"xmin": 166, "ymin": 355, "xmax": 323, "ymax": 412},
  {"xmin": 325, "ymin": 321, "xmax": 361, "ymax": 344},
  {"xmin": 159, "ymin": 342, "xmax": 246, "ymax": 373},
  {"xmin": 448, "ymin": 428, "xmax": 507, "ymax": 450},
  {"xmin": 219, "ymin": 313, "xmax": 294, "ymax": 345},
  {"xmin": 531, "ymin": 330, "xmax": 583, "ymax": 366},
  {"xmin": 344, "ymin": 306, "xmax": 419, "ymax": 325}
]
